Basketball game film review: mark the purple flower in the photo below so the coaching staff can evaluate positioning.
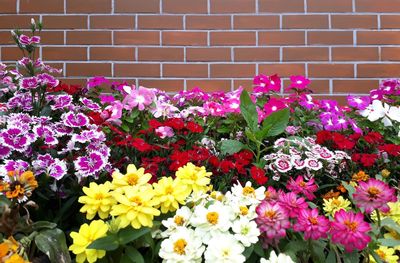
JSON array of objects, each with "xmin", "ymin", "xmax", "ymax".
[
  {"xmin": 52, "ymin": 123, "xmax": 73, "ymax": 136},
  {"xmin": 80, "ymin": 98, "xmax": 101, "ymax": 111},
  {"xmin": 319, "ymin": 112, "xmax": 342, "ymax": 131},
  {"xmin": 155, "ymin": 126, "xmax": 175, "ymax": 139},
  {"xmin": 99, "ymin": 94, "xmax": 115, "ymax": 104},
  {"xmin": 370, "ymin": 89, "xmax": 383, "ymax": 100},
  {"xmin": 19, "ymin": 34, "xmax": 40, "ymax": 45},
  {"xmin": 7, "ymin": 93, "xmax": 33, "ymax": 112},
  {"xmin": 298, "ymin": 94, "xmax": 316, "ymax": 110},
  {"xmin": 74, "ymin": 151, "xmax": 106, "ymax": 177},
  {"xmin": 48, "ymin": 160, "xmax": 67, "ymax": 180},
  {"xmin": 1, "ymin": 127, "xmax": 31, "ymax": 152},
  {"xmin": 20, "ymin": 77, "xmax": 38, "ymax": 90},
  {"xmin": 347, "ymin": 95, "xmax": 370, "ymax": 110},
  {"xmin": 33, "ymin": 154, "xmax": 55, "ymax": 174},
  {"xmin": 62, "ymin": 112, "xmax": 89, "ymax": 127},
  {"xmin": 2, "ymin": 160, "xmax": 29, "ymax": 175},
  {"xmin": 51, "ymin": 95, "xmax": 73, "ymax": 110},
  {"xmin": 88, "ymin": 76, "xmax": 109, "ymax": 88},
  {"xmin": 0, "ymin": 145, "xmax": 11, "ymax": 159},
  {"xmin": 33, "ymin": 125, "xmax": 58, "ymax": 145},
  {"xmin": 37, "ymin": 73, "xmax": 59, "ymax": 88},
  {"xmin": 320, "ymin": 100, "xmax": 339, "ymax": 113}
]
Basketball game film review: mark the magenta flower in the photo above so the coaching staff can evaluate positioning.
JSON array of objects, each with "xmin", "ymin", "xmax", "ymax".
[
  {"xmin": 37, "ymin": 73, "xmax": 59, "ymax": 88},
  {"xmin": 298, "ymin": 94, "xmax": 316, "ymax": 110},
  {"xmin": 74, "ymin": 151, "xmax": 106, "ymax": 177},
  {"xmin": 20, "ymin": 77, "xmax": 38, "ymax": 90},
  {"xmin": 256, "ymin": 201, "xmax": 290, "ymax": 242},
  {"xmin": 0, "ymin": 145, "xmax": 11, "ymax": 159},
  {"xmin": 330, "ymin": 210, "xmax": 371, "ymax": 252},
  {"xmin": 293, "ymin": 208, "xmax": 330, "ymax": 240},
  {"xmin": 33, "ymin": 126, "xmax": 58, "ymax": 145},
  {"xmin": 1, "ymin": 127, "xmax": 31, "ymax": 152},
  {"xmin": 99, "ymin": 94, "xmax": 115, "ymax": 104},
  {"xmin": 289, "ymin": 75, "xmax": 310, "ymax": 90},
  {"xmin": 123, "ymin": 86, "xmax": 155, "ymax": 111},
  {"xmin": 370, "ymin": 89, "xmax": 383, "ymax": 100},
  {"xmin": 80, "ymin": 98, "xmax": 101, "ymax": 112},
  {"xmin": 88, "ymin": 76, "xmax": 109, "ymax": 88},
  {"xmin": 62, "ymin": 112, "xmax": 89, "ymax": 127},
  {"xmin": 48, "ymin": 160, "xmax": 67, "ymax": 180},
  {"xmin": 278, "ymin": 192, "xmax": 308, "ymax": 218},
  {"xmin": 263, "ymin": 98, "xmax": 286, "ymax": 116},
  {"xmin": 353, "ymin": 178, "xmax": 397, "ymax": 214},
  {"xmin": 19, "ymin": 34, "xmax": 40, "ymax": 45},
  {"xmin": 253, "ymin": 74, "xmax": 281, "ymax": 93},
  {"xmin": 155, "ymin": 126, "xmax": 174, "ymax": 139},
  {"xmin": 347, "ymin": 95, "xmax": 370, "ymax": 110},
  {"xmin": 287, "ymin": 176, "xmax": 318, "ymax": 200},
  {"xmin": 51, "ymin": 95, "xmax": 73, "ymax": 110}
]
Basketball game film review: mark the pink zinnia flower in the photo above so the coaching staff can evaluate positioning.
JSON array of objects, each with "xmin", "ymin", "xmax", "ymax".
[
  {"xmin": 289, "ymin": 75, "xmax": 310, "ymax": 90},
  {"xmin": 264, "ymin": 186, "xmax": 279, "ymax": 203},
  {"xmin": 278, "ymin": 192, "xmax": 308, "ymax": 218},
  {"xmin": 353, "ymin": 178, "xmax": 397, "ymax": 214},
  {"xmin": 256, "ymin": 201, "xmax": 290, "ymax": 241},
  {"xmin": 287, "ymin": 176, "xmax": 318, "ymax": 200},
  {"xmin": 330, "ymin": 210, "xmax": 371, "ymax": 252},
  {"xmin": 293, "ymin": 208, "xmax": 330, "ymax": 240},
  {"xmin": 123, "ymin": 86, "xmax": 155, "ymax": 111},
  {"xmin": 263, "ymin": 98, "xmax": 286, "ymax": 116}
]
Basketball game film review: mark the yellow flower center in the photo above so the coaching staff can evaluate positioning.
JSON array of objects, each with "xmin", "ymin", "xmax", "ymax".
[
  {"xmin": 6, "ymin": 183, "xmax": 25, "ymax": 199},
  {"xmin": 94, "ymin": 193, "xmax": 104, "ymax": 200},
  {"xmin": 222, "ymin": 249, "xmax": 230, "ymax": 257},
  {"xmin": 130, "ymin": 196, "xmax": 143, "ymax": 206},
  {"xmin": 165, "ymin": 186, "xmax": 173, "ymax": 194},
  {"xmin": 126, "ymin": 173, "xmax": 139, "ymax": 185},
  {"xmin": 242, "ymin": 186, "xmax": 255, "ymax": 196},
  {"xmin": 239, "ymin": 206, "xmax": 249, "ymax": 216},
  {"xmin": 367, "ymin": 187, "xmax": 381, "ymax": 198},
  {"xmin": 308, "ymin": 217, "xmax": 318, "ymax": 225},
  {"xmin": 264, "ymin": 210, "xmax": 276, "ymax": 219},
  {"xmin": 174, "ymin": 216, "xmax": 185, "ymax": 226},
  {"xmin": 190, "ymin": 172, "xmax": 198, "ymax": 181},
  {"xmin": 173, "ymin": 239, "xmax": 187, "ymax": 255},
  {"xmin": 376, "ymin": 249, "xmax": 386, "ymax": 260},
  {"xmin": 299, "ymin": 181, "xmax": 306, "ymax": 187},
  {"xmin": 344, "ymin": 220, "xmax": 358, "ymax": 232},
  {"xmin": 206, "ymin": 212, "xmax": 219, "ymax": 225},
  {"xmin": 331, "ymin": 198, "xmax": 341, "ymax": 207}
]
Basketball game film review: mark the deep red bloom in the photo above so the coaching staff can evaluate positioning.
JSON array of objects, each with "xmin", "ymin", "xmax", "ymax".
[
  {"xmin": 379, "ymin": 144, "xmax": 400, "ymax": 157},
  {"xmin": 87, "ymin": 111, "xmax": 104, "ymax": 125},
  {"xmin": 208, "ymin": 156, "xmax": 220, "ymax": 167},
  {"xmin": 186, "ymin": 122, "xmax": 203, "ymax": 133},
  {"xmin": 164, "ymin": 118, "xmax": 185, "ymax": 130},
  {"xmin": 363, "ymin": 132, "xmax": 384, "ymax": 145},
  {"xmin": 352, "ymin": 153, "xmax": 378, "ymax": 167},
  {"xmin": 316, "ymin": 130, "xmax": 333, "ymax": 145},
  {"xmin": 250, "ymin": 166, "xmax": 268, "ymax": 185},
  {"xmin": 149, "ymin": 119, "xmax": 163, "ymax": 129},
  {"xmin": 131, "ymin": 138, "xmax": 152, "ymax": 152},
  {"xmin": 219, "ymin": 160, "xmax": 235, "ymax": 173},
  {"xmin": 332, "ymin": 133, "xmax": 355, "ymax": 150}
]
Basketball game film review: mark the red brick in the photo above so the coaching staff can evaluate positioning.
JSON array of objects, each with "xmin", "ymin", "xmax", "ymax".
[
  {"xmin": 356, "ymin": 0, "xmax": 400, "ymax": 12},
  {"xmin": 332, "ymin": 47, "xmax": 379, "ymax": 61},
  {"xmin": 314, "ymin": 95, "xmax": 348, "ymax": 105},
  {"xmin": 0, "ymin": 0, "xmax": 16, "ymax": 13},
  {"xmin": 163, "ymin": 32, "xmax": 207, "ymax": 46},
  {"xmin": 211, "ymin": 64, "xmax": 256, "ymax": 78},
  {"xmin": 259, "ymin": 0, "xmax": 304, "ymax": 12},
  {"xmin": 186, "ymin": 16, "xmax": 231, "ymax": 29},
  {"xmin": 0, "ymin": 32, "xmax": 13, "ymax": 45},
  {"xmin": 357, "ymin": 64, "xmax": 400, "ymax": 77},
  {"xmin": 308, "ymin": 64, "xmax": 354, "ymax": 78},
  {"xmin": 43, "ymin": 47, "xmax": 87, "ymax": 61},
  {"xmin": 307, "ymin": 0, "xmax": 352, "ymax": 12},
  {"xmin": 91, "ymin": 16, "xmax": 135, "ymax": 29},
  {"xmin": 186, "ymin": 48, "xmax": 231, "ymax": 62},
  {"xmin": 333, "ymin": 80, "xmax": 379, "ymax": 93},
  {"xmin": 282, "ymin": 15, "xmax": 329, "ymax": 29},
  {"xmin": 187, "ymin": 80, "xmax": 231, "ymax": 91},
  {"xmin": 66, "ymin": 63, "xmax": 111, "ymax": 77},
  {"xmin": 59, "ymin": 78, "xmax": 88, "ymax": 86},
  {"xmin": 39, "ymin": 31, "xmax": 65, "ymax": 45},
  {"xmin": 1, "ymin": 47, "xmax": 31, "ymax": 61},
  {"xmin": 0, "ymin": 15, "xmax": 40, "ymax": 29},
  {"xmin": 358, "ymin": 31, "xmax": 400, "ymax": 45},
  {"xmin": 139, "ymin": 79, "xmax": 184, "ymax": 92},
  {"xmin": 211, "ymin": 32, "xmax": 256, "ymax": 46},
  {"xmin": 210, "ymin": 0, "xmax": 255, "ymax": 13},
  {"xmin": 163, "ymin": 0, "xmax": 207, "ymax": 13},
  {"xmin": 234, "ymin": 15, "xmax": 279, "ymax": 29},
  {"xmin": 331, "ymin": 15, "xmax": 378, "ymax": 29},
  {"xmin": 114, "ymin": 31, "xmax": 159, "ymax": 45},
  {"xmin": 67, "ymin": 31, "xmax": 112, "ymax": 45},
  {"xmin": 42, "ymin": 16, "xmax": 87, "ymax": 29},
  {"xmin": 163, "ymin": 64, "xmax": 208, "ymax": 77},
  {"xmin": 114, "ymin": 63, "xmax": 160, "ymax": 77},
  {"xmin": 115, "ymin": 0, "xmax": 159, "ymax": 13},
  {"xmin": 234, "ymin": 79, "xmax": 253, "ymax": 90},
  {"xmin": 90, "ymin": 47, "xmax": 135, "ymax": 61},
  {"xmin": 234, "ymin": 48, "xmax": 280, "ymax": 61},
  {"xmin": 138, "ymin": 15, "xmax": 182, "ymax": 29},
  {"xmin": 282, "ymin": 79, "xmax": 330, "ymax": 93},
  {"xmin": 20, "ymin": 0, "xmax": 63, "ymax": 13},
  {"xmin": 381, "ymin": 47, "xmax": 400, "ymax": 61},
  {"xmin": 138, "ymin": 47, "xmax": 184, "ymax": 61},
  {"xmin": 67, "ymin": 0, "xmax": 111, "ymax": 13},
  {"xmin": 381, "ymin": 15, "xmax": 400, "ymax": 29},
  {"xmin": 283, "ymin": 47, "xmax": 329, "ymax": 61},
  {"xmin": 308, "ymin": 31, "xmax": 353, "ymax": 45},
  {"xmin": 259, "ymin": 31, "xmax": 305, "ymax": 45},
  {"xmin": 258, "ymin": 64, "xmax": 305, "ymax": 77}
]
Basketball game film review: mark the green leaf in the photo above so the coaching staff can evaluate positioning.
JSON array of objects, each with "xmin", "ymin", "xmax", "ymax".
[
  {"xmin": 121, "ymin": 123, "xmax": 130, "ymax": 132},
  {"xmin": 88, "ymin": 234, "xmax": 119, "ymax": 251},
  {"xmin": 220, "ymin": 140, "xmax": 246, "ymax": 155},
  {"xmin": 31, "ymin": 221, "xmax": 57, "ymax": 231},
  {"xmin": 325, "ymin": 250, "xmax": 336, "ymax": 263},
  {"xmin": 343, "ymin": 251, "xmax": 359, "ymax": 263},
  {"xmin": 310, "ymin": 240, "xmax": 326, "ymax": 263},
  {"xmin": 34, "ymin": 229, "xmax": 71, "ymax": 263},
  {"xmin": 380, "ymin": 218, "xmax": 400, "ymax": 234},
  {"xmin": 377, "ymin": 238, "xmax": 400, "ymax": 247},
  {"xmin": 341, "ymin": 182, "xmax": 355, "ymax": 201},
  {"xmin": 54, "ymin": 196, "xmax": 77, "ymax": 223},
  {"xmin": 253, "ymin": 242, "xmax": 265, "ymax": 258},
  {"xmin": 240, "ymin": 90, "xmax": 258, "ymax": 132},
  {"xmin": 125, "ymin": 247, "xmax": 145, "ymax": 263},
  {"xmin": 369, "ymin": 250, "xmax": 384, "ymax": 263},
  {"xmin": 118, "ymin": 227, "xmax": 151, "ymax": 245},
  {"xmin": 259, "ymin": 108, "xmax": 290, "ymax": 139},
  {"xmin": 243, "ymin": 245, "xmax": 254, "ymax": 259}
]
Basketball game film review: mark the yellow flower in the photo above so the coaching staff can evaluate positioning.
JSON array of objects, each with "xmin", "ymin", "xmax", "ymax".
[
  {"xmin": 153, "ymin": 177, "xmax": 191, "ymax": 213},
  {"xmin": 381, "ymin": 169, "xmax": 391, "ymax": 178},
  {"xmin": 175, "ymin": 163, "xmax": 211, "ymax": 193},
  {"xmin": 111, "ymin": 164, "xmax": 152, "ymax": 192},
  {"xmin": 79, "ymin": 181, "xmax": 116, "ymax": 220},
  {"xmin": 351, "ymin": 171, "xmax": 369, "ymax": 182},
  {"xmin": 4, "ymin": 254, "xmax": 28, "ymax": 263},
  {"xmin": 371, "ymin": 201, "xmax": 400, "ymax": 224},
  {"xmin": 323, "ymin": 196, "xmax": 351, "ymax": 216},
  {"xmin": 370, "ymin": 246, "xmax": 399, "ymax": 263},
  {"xmin": 110, "ymin": 185, "xmax": 160, "ymax": 229},
  {"xmin": 1, "ymin": 170, "xmax": 38, "ymax": 203},
  {"xmin": 69, "ymin": 220, "xmax": 109, "ymax": 263}
]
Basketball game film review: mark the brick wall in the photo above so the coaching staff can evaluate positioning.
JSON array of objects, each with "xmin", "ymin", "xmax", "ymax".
[{"xmin": 1, "ymin": 0, "xmax": 400, "ymax": 96}]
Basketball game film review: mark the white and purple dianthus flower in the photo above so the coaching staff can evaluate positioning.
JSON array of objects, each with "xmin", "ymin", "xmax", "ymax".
[{"xmin": 62, "ymin": 112, "xmax": 89, "ymax": 128}]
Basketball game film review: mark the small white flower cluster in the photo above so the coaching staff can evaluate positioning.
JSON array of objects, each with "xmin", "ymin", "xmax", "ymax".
[
  {"xmin": 158, "ymin": 181, "xmax": 265, "ymax": 263},
  {"xmin": 263, "ymin": 137, "xmax": 349, "ymax": 180}
]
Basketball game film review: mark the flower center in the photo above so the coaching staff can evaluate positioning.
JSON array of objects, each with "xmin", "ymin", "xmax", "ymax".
[
  {"xmin": 130, "ymin": 196, "xmax": 142, "ymax": 206},
  {"xmin": 264, "ymin": 210, "xmax": 276, "ymax": 219},
  {"xmin": 173, "ymin": 239, "xmax": 187, "ymax": 255},
  {"xmin": 239, "ymin": 206, "xmax": 249, "ymax": 216},
  {"xmin": 242, "ymin": 186, "xmax": 255, "ymax": 196},
  {"xmin": 367, "ymin": 187, "xmax": 381, "ymax": 198},
  {"xmin": 308, "ymin": 217, "xmax": 318, "ymax": 225},
  {"xmin": 241, "ymin": 226, "xmax": 250, "ymax": 235},
  {"xmin": 331, "ymin": 198, "xmax": 341, "ymax": 206},
  {"xmin": 94, "ymin": 193, "xmax": 104, "ymax": 200},
  {"xmin": 376, "ymin": 249, "xmax": 386, "ymax": 260},
  {"xmin": 126, "ymin": 174, "xmax": 138, "ymax": 185},
  {"xmin": 6, "ymin": 183, "xmax": 25, "ymax": 199},
  {"xmin": 174, "ymin": 216, "xmax": 185, "ymax": 226},
  {"xmin": 206, "ymin": 212, "xmax": 219, "ymax": 225},
  {"xmin": 222, "ymin": 249, "xmax": 230, "ymax": 257},
  {"xmin": 344, "ymin": 220, "xmax": 358, "ymax": 232},
  {"xmin": 165, "ymin": 186, "xmax": 173, "ymax": 194},
  {"xmin": 190, "ymin": 172, "xmax": 198, "ymax": 181},
  {"xmin": 299, "ymin": 181, "xmax": 306, "ymax": 187}
]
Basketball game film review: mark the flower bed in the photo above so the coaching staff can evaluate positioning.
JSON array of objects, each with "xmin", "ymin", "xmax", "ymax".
[{"xmin": 1, "ymin": 21, "xmax": 400, "ymax": 263}]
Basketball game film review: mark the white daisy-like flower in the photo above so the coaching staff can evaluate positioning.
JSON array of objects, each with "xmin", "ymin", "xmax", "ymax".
[
  {"xmin": 260, "ymin": 251, "xmax": 295, "ymax": 263},
  {"xmin": 228, "ymin": 181, "xmax": 265, "ymax": 206},
  {"xmin": 230, "ymin": 202, "xmax": 257, "ymax": 220},
  {"xmin": 159, "ymin": 227, "xmax": 204, "ymax": 263},
  {"xmin": 204, "ymin": 233, "xmax": 245, "ymax": 263},
  {"xmin": 232, "ymin": 217, "xmax": 260, "ymax": 247},
  {"xmin": 161, "ymin": 206, "xmax": 192, "ymax": 238},
  {"xmin": 360, "ymin": 100, "xmax": 400, "ymax": 126}
]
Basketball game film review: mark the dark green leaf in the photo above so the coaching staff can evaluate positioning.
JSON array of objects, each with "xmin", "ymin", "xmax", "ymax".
[
  {"xmin": 260, "ymin": 108, "xmax": 290, "ymax": 138},
  {"xmin": 381, "ymin": 218, "xmax": 400, "ymax": 234},
  {"xmin": 118, "ymin": 227, "xmax": 151, "ymax": 245},
  {"xmin": 54, "ymin": 196, "xmax": 77, "ymax": 223},
  {"xmin": 310, "ymin": 240, "xmax": 326, "ymax": 263},
  {"xmin": 125, "ymin": 247, "xmax": 145, "ymax": 263},
  {"xmin": 253, "ymin": 242, "xmax": 265, "ymax": 257},
  {"xmin": 377, "ymin": 238, "xmax": 400, "ymax": 247},
  {"xmin": 31, "ymin": 221, "xmax": 57, "ymax": 231},
  {"xmin": 88, "ymin": 234, "xmax": 119, "ymax": 251},
  {"xmin": 343, "ymin": 251, "xmax": 359, "ymax": 263},
  {"xmin": 240, "ymin": 90, "xmax": 258, "ymax": 132},
  {"xmin": 34, "ymin": 229, "xmax": 71, "ymax": 263},
  {"xmin": 220, "ymin": 140, "xmax": 246, "ymax": 155},
  {"xmin": 243, "ymin": 245, "xmax": 254, "ymax": 259},
  {"xmin": 325, "ymin": 250, "xmax": 336, "ymax": 263}
]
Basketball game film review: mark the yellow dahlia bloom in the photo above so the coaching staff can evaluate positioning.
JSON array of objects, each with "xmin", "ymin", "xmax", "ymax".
[
  {"xmin": 79, "ymin": 181, "xmax": 116, "ymax": 220},
  {"xmin": 175, "ymin": 163, "xmax": 211, "ymax": 193},
  {"xmin": 153, "ymin": 177, "xmax": 191, "ymax": 213},
  {"xmin": 371, "ymin": 201, "xmax": 400, "ymax": 224},
  {"xmin": 370, "ymin": 246, "xmax": 399, "ymax": 263},
  {"xmin": 110, "ymin": 185, "xmax": 160, "ymax": 229},
  {"xmin": 323, "ymin": 196, "xmax": 351, "ymax": 216},
  {"xmin": 69, "ymin": 220, "xmax": 109, "ymax": 263},
  {"xmin": 111, "ymin": 164, "xmax": 152, "ymax": 192}
]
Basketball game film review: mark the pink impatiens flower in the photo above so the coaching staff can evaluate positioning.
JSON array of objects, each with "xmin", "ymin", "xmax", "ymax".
[
  {"xmin": 353, "ymin": 178, "xmax": 397, "ymax": 214},
  {"xmin": 293, "ymin": 208, "xmax": 330, "ymax": 240},
  {"xmin": 123, "ymin": 86, "xmax": 155, "ymax": 111},
  {"xmin": 263, "ymin": 98, "xmax": 286, "ymax": 116},
  {"xmin": 286, "ymin": 176, "xmax": 318, "ymax": 200},
  {"xmin": 289, "ymin": 75, "xmax": 310, "ymax": 90},
  {"xmin": 253, "ymin": 74, "xmax": 281, "ymax": 93},
  {"xmin": 330, "ymin": 210, "xmax": 371, "ymax": 252}
]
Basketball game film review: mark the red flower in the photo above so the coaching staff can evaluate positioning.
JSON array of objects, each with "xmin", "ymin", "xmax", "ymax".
[
  {"xmin": 186, "ymin": 121, "xmax": 204, "ymax": 133},
  {"xmin": 131, "ymin": 138, "xmax": 152, "ymax": 152},
  {"xmin": 149, "ymin": 119, "xmax": 163, "ymax": 129},
  {"xmin": 352, "ymin": 153, "xmax": 378, "ymax": 167},
  {"xmin": 250, "ymin": 166, "xmax": 268, "ymax": 185},
  {"xmin": 209, "ymin": 156, "xmax": 220, "ymax": 167},
  {"xmin": 219, "ymin": 160, "xmax": 235, "ymax": 173},
  {"xmin": 379, "ymin": 144, "xmax": 400, "ymax": 157},
  {"xmin": 164, "ymin": 118, "xmax": 185, "ymax": 130},
  {"xmin": 332, "ymin": 133, "xmax": 355, "ymax": 150},
  {"xmin": 364, "ymin": 132, "xmax": 384, "ymax": 145},
  {"xmin": 87, "ymin": 111, "xmax": 104, "ymax": 125},
  {"xmin": 316, "ymin": 130, "xmax": 332, "ymax": 145}
]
